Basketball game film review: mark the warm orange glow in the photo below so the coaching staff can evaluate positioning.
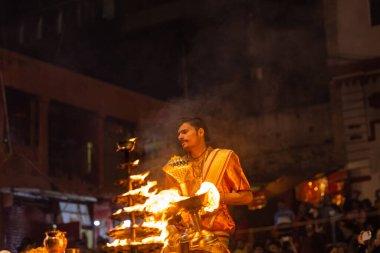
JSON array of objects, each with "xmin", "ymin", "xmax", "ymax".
[
  {"xmin": 144, "ymin": 189, "xmax": 186, "ymax": 213},
  {"xmin": 132, "ymin": 159, "xmax": 140, "ymax": 165},
  {"xmin": 109, "ymin": 184, "xmax": 187, "ymax": 248},
  {"xmin": 130, "ymin": 171, "xmax": 150, "ymax": 182},
  {"xmin": 336, "ymin": 181, "xmax": 344, "ymax": 191},
  {"xmin": 195, "ymin": 182, "xmax": 220, "ymax": 212},
  {"xmin": 121, "ymin": 181, "xmax": 158, "ymax": 197},
  {"xmin": 332, "ymin": 194, "xmax": 345, "ymax": 206},
  {"xmin": 297, "ymin": 177, "xmax": 332, "ymax": 204},
  {"xmin": 113, "ymin": 220, "xmax": 131, "ymax": 229},
  {"xmin": 25, "ymin": 247, "xmax": 47, "ymax": 253},
  {"xmin": 108, "ymin": 179, "xmax": 220, "ymax": 250},
  {"xmin": 107, "ymin": 239, "xmax": 128, "ymax": 247},
  {"xmin": 142, "ymin": 217, "xmax": 166, "ymax": 230}
]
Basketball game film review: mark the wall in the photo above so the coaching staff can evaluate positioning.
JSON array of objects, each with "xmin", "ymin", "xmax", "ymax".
[{"xmin": 324, "ymin": 0, "xmax": 380, "ymax": 60}]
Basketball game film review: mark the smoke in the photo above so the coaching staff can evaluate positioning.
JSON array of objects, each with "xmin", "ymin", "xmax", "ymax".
[
  {"xmin": 136, "ymin": 81, "xmax": 261, "ymax": 185},
  {"xmin": 136, "ymin": 1, "xmax": 333, "ymax": 185}
]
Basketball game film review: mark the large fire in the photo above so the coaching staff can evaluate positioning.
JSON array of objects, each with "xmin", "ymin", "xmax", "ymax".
[{"xmin": 107, "ymin": 173, "xmax": 220, "ymax": 250}]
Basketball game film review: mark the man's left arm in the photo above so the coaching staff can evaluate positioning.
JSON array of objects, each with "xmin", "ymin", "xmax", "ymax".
[
  {"xmin": 222, "ymin": 191, "xmax": 253, "ymax": 205},
  {"xmin": 221, "ymin": 152, "xmax": 253, "ymax": 205}
]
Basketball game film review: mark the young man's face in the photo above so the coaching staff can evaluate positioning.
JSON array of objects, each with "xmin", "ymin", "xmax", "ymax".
[{"xmin": 177, "ymin": 122, "xmax": 204, "ymax": 152}]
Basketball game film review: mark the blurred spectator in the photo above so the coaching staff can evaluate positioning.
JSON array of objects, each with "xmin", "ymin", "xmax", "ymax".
[
  {"xmin": 320, "ymin": 195, "xmax": 341, "ymax": 219},
  {"xmin": 319, "ymin": 195, "xmax": 343, "ymax": 242},
  {"xmin": 251, "ymin": 243, "xmax": 264, "ymax": 253},
  {"xmin": 326, "ymin": 242, "xmax": 347, "ymax": 253},
  {"xmin": 296, "ymin": 202, "xmax": 312, "ymax": 223},
  {"xmin": 344, "ymin": 190, "xmax": 362, "ymax": 213},
  {"xmin": 266, "ymin": 240, "xmax": 282, "ymax": 253},
  {"xmin": 280, "ymin": 236, "xmax": 298, "ymax": 253},
  {"xmin": 375, "ymin": 190, "xmax": 380, "ymax": 206},
  {"xmin": 371, "ymin": 229, "xmax": 380, "ymax": 253},
  {"xmin": 298, "ymin": 222, "xmax": 326, "ymax": 253},
  {"xmin": 236, "ymin": 188, "xmax": 380, "ymax": 253},
  {"xmin": 274, "ymin": 200, "xmax": 296, "ymax": 239},
  {"xmin": 375, "ymin": 190, "xmax": 380, "ymax": 236},
  {"xmin": 356, "ymin": 230, "xmax": 374, "ymax": 253},
  {"xmin": 359, "ymin": 199, "xmax": 377, "ymax": 232},
  {"xmin": 233, "ymin": 241, "xmax": 248, "ymax": 253}
]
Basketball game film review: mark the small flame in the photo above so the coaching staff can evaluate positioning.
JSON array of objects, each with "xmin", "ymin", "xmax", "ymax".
[
  {"xmin": 115, "ymin": 220, "xmax": 131, "ymax": 229},
  {"xmin": 107, "ymin": 239, "xmax": 128, "ymax": 247},
  {"xmin": 121, "ymin": 181, "xmax": 157, "ymax": 197},
  {"xmin": 142, "ymin": 218, "xmax": 170, "ymax": 247},
  {"xmin": 132, "ymin": 159, "xmax": 140, "ymax": 166},
  {"xmin": 113, "ymin": 203, "xmax": 146, "ymax": 215},
  {"xmin": 130, "ymin": 171, "xmax": 150, "ymax": 182},
  {"xmin": 195, "ymin": 182, "xmax": 220, "ymax": 212},
  {"xmin": 129, "ymin": 137, "xmax": 137, "ymax": 142}
]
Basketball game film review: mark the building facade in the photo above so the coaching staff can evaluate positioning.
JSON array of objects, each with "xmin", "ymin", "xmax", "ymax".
[
  {"xmin": 0, "ymin": 48, "xmax": 165, "ymax": 251},
  {"xmin": 324, "ymin": 0, "xmax": 380, "ymax": 202}
]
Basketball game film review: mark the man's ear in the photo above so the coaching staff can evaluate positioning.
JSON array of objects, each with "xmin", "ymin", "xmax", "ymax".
[{"xmin": 198, "ymin": 128, "xmax": 205, "ymax": 137}]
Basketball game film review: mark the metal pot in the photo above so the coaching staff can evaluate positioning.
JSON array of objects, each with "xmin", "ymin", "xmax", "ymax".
[{"xmin": 43, "ymin": 230, "xmax": 67, "ymax": 253}]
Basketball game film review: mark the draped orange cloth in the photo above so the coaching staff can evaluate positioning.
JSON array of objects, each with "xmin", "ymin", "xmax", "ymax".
[{"xmin": 164, "ymin": 147, "xmax": 252, "ymax": 235}]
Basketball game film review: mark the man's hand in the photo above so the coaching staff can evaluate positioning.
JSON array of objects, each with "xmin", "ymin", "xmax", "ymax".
[
  {"xmin": 358, "ymin": 230, "xmax": 372, "ymax": 245},
  {"xmin": 248, "ymin": 189, "xmax": 267, "ymax": 210}
]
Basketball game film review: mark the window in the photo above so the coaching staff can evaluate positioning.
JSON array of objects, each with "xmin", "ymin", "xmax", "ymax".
[
  {"xmin": 370, "ymin": 0, "xmax": 380, "ymax": 26},
  {"xmin": 5, "ymin": 87, "xmax": 38, "ymax": 146},
  {"xmin": 48, "ymin": 101, "xmax": 98, "ymax": 182},
  {"xmin": 59, "ymin": 202, "xmax": 92, "ymax": 226}
]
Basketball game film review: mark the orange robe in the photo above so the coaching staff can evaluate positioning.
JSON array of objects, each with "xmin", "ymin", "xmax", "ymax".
[{"xmin": 164, "ymin": 147, "xmax": 252, "ymax": 236}]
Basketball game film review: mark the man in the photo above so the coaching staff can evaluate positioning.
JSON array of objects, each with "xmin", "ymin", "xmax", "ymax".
[{"xmin": 164, "ymin": 117, "xmax": 253, "ymax": 248}]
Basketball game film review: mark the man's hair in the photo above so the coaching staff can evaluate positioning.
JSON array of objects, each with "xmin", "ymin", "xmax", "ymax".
[{"xmin": 178, "ymin": 117, "xmax": 210, "ymax": 143}]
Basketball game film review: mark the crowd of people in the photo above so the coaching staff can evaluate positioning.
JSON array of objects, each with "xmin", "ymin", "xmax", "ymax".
[{"xmin": 232, "ymin": 189, "xmax": 380, "ymax": 253}]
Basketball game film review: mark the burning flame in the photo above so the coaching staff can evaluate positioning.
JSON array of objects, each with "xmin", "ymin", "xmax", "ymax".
[
  {"xmin": 142, "ymin": 216, "xmax": 167, "ymax": 230},
  {"xmin": 196, "ymin": 182, "xmax": 220, "ymax": 212},
  {"xmin": 130, "ymin": 171, "xmax": 150, "ymax": 182},
  {"xmin": 109, "ymin": 187, "xmax": 184, "ymax": 248},
  {"xmin": 114, "ymin": 187, "xmax": 186, "ymax": 215},
  {"xmin": 145, "ymin": 189, "xmax": 186, "ymax": 213},
  {"xmin": 121, "ymin": 181, "xmax": 157, "ymax": 197},
  {"xmin": 107, "ymin": 239, "xmax": 128, "ymax": 247},
  {"xmin": 114, "ymin": 220, "xmax": 131, "ymax": 229},
  {"xmin": 108, "ymin": 180, "xmax": 220, "ymax": 249}
]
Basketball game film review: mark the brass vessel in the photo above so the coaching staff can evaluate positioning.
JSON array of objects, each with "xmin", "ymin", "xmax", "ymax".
[
  {"xmin": 43, "ymin": 230, "xmax": 67, "ymax": 253},
  {"xmin": 175, "ymin": 193, "xmax": 218, "ymax": 251}
]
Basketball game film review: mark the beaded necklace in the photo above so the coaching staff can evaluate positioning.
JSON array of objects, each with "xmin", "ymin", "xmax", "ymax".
[{"xmin": 187, "ymin": 147, "xmax": 210, "ymax": 180}]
